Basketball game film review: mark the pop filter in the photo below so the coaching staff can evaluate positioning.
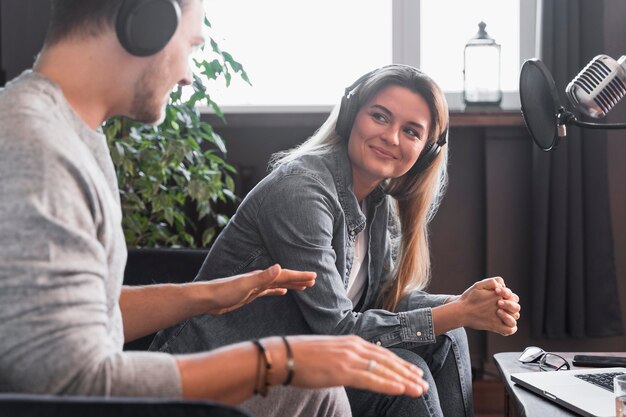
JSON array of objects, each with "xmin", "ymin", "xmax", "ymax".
[
  {"xmin": 520, "ymin": 58, "xmax": 626, "ymax": 151},
  {"xmin": 519, "ymin": 59, "xmax": 563, "ymax": 151}
]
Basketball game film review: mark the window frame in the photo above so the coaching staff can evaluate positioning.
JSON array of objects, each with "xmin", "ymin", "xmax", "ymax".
[{"xmin": 201, "ymin": 0, "xmax": 538, "ymax": 114}]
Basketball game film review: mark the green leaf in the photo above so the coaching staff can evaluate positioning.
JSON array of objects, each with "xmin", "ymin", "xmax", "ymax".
[
  {"xmin": 164, "ymin": 207, "xmax": 175, "ymax": 225},
  {"xmin": 223, "ymin": 189, "xmax": 238, "ymax": 201},
  {"xmin": 211, "ymin": 132, "xmax": 227, "ymax": 153},
  {"xmin": 216, "ymin": 214, "xmax": 230, "ymax": 227},
  {"xmin": 202, "ymin": 228, "xmax": 216, "ymax": 247},
  {"xmin": 225, "ymin": 175, "xmax": 235, "ymax": 192}
]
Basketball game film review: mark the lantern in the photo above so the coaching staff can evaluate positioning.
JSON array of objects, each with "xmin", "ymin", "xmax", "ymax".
[{"xmin": 463, "ymin": 21, "xmax": 502, "ymax": 105}]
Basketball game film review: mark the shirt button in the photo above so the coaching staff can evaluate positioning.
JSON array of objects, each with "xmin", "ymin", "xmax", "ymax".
[
  {"xmin": 376, "ymin": 341, "xmax": 382, "ymax": 346},
  {"xmin": 416, "ymin": 331, "xmax": 422, "ymax": 337}
]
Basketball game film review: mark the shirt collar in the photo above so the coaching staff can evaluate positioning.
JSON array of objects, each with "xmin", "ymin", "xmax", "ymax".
[{"xmin": 331, "ymin": 144, "xmax": 387, "ymax": 235}]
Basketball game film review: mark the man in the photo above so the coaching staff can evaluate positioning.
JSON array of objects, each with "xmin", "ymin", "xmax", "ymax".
[{"xmin": 0, "ymin": 0, "xmax": 428, "ymax": 416}]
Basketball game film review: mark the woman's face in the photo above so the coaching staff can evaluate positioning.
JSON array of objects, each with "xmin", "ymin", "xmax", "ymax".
[{"xmin": 348, "ymin": 84, "xmax": 432, "ymax": 192}]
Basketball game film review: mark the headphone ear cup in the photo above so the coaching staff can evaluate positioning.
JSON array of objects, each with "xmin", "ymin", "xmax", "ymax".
[
  {"xmin": 413, "ymin": 128, "xmax": 448, "ymax": 173},
  {"xmin": 116, "ymin": 0, "xmax": 181, "ymax": 57},
  {"xmin": 335, "ymin": 70, "xmax": 378, "ymax": 139},
  {"xmin": 413, "ymin": 141, "xmax": 441, "ymax": 173},
  {"xmin": 335, "ymin": 93, "xmax": 361, "ymax": 139},
  {"xmin": 335, "ymin": 95, "xmax": 350, "ymax": 139}
]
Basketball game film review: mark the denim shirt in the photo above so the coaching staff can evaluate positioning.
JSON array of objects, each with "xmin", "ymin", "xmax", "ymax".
[{"xmin": 150, "ymin": 144, "xmax": 450, "ymax": 354}]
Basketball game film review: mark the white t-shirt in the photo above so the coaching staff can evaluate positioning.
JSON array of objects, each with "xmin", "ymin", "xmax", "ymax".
[{"xmin": 346, "ymin": 202, "xmax": 368, "ymax": 305}]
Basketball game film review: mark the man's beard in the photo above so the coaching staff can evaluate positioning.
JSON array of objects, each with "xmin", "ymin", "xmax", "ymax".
[
  {"xmin": 129, "ymin": 64, "xmax": 169, "ymax": 125},
  {"xmin": 129, "ymin": 86, "xmax": 167, "ymax": 125}
]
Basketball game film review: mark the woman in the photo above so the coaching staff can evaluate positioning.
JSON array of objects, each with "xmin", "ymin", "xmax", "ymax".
[{"xmin": 151, "ymin": 64, "xmax": 521, "ymax": 416}]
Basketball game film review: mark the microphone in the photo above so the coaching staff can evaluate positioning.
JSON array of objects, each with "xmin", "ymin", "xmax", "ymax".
[
  {"xmin": 566, "ymin": 54, "xmax": 626, "ymax": 118},
  {"xmin": 520, "ymin": 57, "xmax": 626, "ymax": 152}
]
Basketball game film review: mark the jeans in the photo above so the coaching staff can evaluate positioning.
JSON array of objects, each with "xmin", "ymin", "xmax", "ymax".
[
  {"xmin": 345, "ymin": 327, "xmax": 473, "ymax": 417},
  {"xmin": 241, "ymin": 386, "xmax": 352, "ymax": 417}
]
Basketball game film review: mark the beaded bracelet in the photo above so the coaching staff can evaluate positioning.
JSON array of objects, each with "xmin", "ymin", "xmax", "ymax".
[
  {"xmin": 281, "ymin": 336, "xmax": 294, "ymax": 386},
  {"xmin": 252, "ymin": 340, "xmax": 264, "ymax": 396},
  {"xmin": 252, "ymin": 339, "xmax": 272, "ymax": 396}
]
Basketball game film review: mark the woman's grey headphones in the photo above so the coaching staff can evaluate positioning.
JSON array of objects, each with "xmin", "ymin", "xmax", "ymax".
[
  {"xmin": 116, "ymin": 0, "xmax": 181, "ymax": 57},
  {"xmin": 335, "ymin": 65, "xmax": 448, "ymax": 173}
]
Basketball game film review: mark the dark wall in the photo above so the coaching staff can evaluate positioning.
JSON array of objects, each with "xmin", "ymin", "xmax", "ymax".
[
  {"xmin": 0, "ymin": 3, "xmax": 4, "ymax": 85},
  {"xmin": 0, "ymin": 0, "xmax": 49, "ymax": 82},
  {"xmin": 605, "ymin": 0, "xmax": 626, "ymax": 326}
]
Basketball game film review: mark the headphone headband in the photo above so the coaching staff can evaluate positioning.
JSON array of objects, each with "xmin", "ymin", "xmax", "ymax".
[{"xmin": 343, "ymin": 70, "xmax": 377, "ymax": 101}]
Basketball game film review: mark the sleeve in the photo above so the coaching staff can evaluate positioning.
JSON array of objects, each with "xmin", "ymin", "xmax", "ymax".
[
  {"xmin": 255, "ymin": 173, "xmax": 437, "ymax": 347},
  {"xmin": 396, "ymin": 291, "xmax": 450, "ymax": 310},
  {"xmin": 0, "ymin": 133, "xmax": 181, "ymax": 397}
]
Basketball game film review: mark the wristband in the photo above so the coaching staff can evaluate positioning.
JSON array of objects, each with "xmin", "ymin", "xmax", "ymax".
[
  {"xmin": 252, "ymin": 339, "xmax": 272, "ymax": 396},
  {"xmin": 281, "ymin": 336, "xmax": 294, "ymax": 386}
]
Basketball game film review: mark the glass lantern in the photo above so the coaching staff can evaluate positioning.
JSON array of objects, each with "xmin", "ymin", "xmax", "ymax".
[{"xmin": 463, "ymin": 21, "xmax": 502, "ymax": 105}]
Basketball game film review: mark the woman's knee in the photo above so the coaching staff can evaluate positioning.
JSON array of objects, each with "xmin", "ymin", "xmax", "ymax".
[
  {"xmin": 240, "ymin": 386, "xmax": 352, "ymax": 417},
  {"xmin": 444, "ymin": 326, "xmax": 469, "ymax": 352},
  {"xmin": 389, "ymin": 348, "xmax": 434, "ymax": 382}
]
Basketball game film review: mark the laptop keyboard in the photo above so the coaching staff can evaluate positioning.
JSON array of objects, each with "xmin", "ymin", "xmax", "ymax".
[{"xmin": 575, "ymin": 372, "xmax": 625, "ymax": 392}]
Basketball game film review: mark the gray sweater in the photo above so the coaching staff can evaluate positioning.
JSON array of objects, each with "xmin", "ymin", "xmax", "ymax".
[{"xmin": 0, "ymin": 71, "xmax": 181, "ymax": 398}]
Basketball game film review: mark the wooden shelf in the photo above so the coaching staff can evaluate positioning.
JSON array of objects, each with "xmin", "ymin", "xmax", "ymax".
[{"xmin": 450, "ymin": 111, "xmax": 525, "ymax": 127}]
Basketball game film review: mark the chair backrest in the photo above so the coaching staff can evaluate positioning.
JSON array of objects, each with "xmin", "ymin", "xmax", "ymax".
[
  {"xmin": 123, "ymin": 248, "xmax": 209, "ymax": 286},
  {"xmin": 123, "ymin": 247, "xmax": 209, "ymax": 350},
  {"xmin": 0, "ymin": 393, "xmax": 253, "ymax": 416}
]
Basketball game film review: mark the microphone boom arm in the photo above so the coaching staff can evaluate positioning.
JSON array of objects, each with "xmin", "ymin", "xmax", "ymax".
[{"xmin": 558, "ymin": 108, "xmax": 626, "ymax": 132}]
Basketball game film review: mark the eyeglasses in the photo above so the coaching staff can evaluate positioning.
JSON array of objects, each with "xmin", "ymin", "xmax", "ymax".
[{"xmin": 518, "ymin": 346, "xmax": 571, "ymax": 371}]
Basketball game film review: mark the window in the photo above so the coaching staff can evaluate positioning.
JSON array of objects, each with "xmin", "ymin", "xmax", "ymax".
[
  {"xmin": 203, "ymin": 0, "xmax": 392, "ymax": 108},
  {"xmin": 201, "ymin": 0, "xmax": 537, "ymax": 110}
]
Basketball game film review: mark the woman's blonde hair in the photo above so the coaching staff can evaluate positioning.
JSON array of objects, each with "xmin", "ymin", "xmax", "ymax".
[{"xmin": 271, "ymin": 65, "xmax": 449, "ymax": 311}]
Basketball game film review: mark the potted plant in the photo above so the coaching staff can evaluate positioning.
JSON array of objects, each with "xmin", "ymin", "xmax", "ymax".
[{"xmin": 103, "ymin": 18, "xmax": 249, "ymax": 250}]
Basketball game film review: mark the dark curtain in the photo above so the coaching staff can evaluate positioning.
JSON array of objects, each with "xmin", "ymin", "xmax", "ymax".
[
  {"xmin": 531, "ymin": 0, "xmax": 623, "ymax": 338},
  {"xmin": 0, "ymin": 2, "xmax": 5, "ymax": 86}
]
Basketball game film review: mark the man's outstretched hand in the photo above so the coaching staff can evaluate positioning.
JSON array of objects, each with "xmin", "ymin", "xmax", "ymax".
[{"xmin": 203, "ymin": 264, "xmax": 316, "ymax": 315}]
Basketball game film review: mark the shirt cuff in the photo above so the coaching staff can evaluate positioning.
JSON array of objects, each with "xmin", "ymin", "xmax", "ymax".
[{"xmin": 399, "ymin": 308, "xmax": 436, "ymax": 344}]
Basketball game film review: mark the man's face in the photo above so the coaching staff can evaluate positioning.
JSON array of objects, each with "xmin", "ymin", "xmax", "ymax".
[{"xmin": 129, "ymin": 0, "xmax": 205, "ymax": 124}]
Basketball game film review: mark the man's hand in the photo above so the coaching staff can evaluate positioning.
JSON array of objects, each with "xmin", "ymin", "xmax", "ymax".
[
  {"xmin": 203, "ymin": 264, "xmax": 316, "ymax": 315},
  {"xmin": 177, "ymin": 334, "xmax": 429, "ymax": 404},
  {"xmin": 120, "ymin": 264, "xmax": 315, "ymax": 341}
]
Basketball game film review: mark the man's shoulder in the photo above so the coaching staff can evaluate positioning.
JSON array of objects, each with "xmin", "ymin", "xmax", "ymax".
[
  {"xmin": 0, "ymin": 73, "xmax": 76, "ymax": 155},
  {"xmin": 0, "ymin": 71, "xmax": 63, "ymax": 125}
]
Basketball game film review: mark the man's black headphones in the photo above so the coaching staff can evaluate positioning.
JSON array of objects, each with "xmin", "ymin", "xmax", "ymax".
[
  {"xmin": 335, "ymin": 65, "xmax": 448, "ymax": 173},
  {"xmin": 116, "ymin": 0, "xmax": 181, "ymax": 57}
]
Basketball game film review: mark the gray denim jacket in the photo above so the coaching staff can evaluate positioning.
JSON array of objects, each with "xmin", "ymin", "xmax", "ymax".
[{"xmin": 150, "ymin": 144, "xmax": 449, "ymax": 354}]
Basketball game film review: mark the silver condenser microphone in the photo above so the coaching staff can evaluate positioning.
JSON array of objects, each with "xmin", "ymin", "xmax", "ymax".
[{"xmin": 566, "ymin": 54, "xmax": 626, "ymax": 118}]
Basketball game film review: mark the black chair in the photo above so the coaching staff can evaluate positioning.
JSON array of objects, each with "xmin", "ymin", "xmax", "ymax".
[
  {"xmin": 0, "ymin": 393, "xmax": 252, "ymax": 416},
  {"xmin": 123, "ymin": 247, "xmax": 209, "ymax": 287},
  {"xmin": 123, "ymin": 247, "xmax": 209, "ymax": 350}
]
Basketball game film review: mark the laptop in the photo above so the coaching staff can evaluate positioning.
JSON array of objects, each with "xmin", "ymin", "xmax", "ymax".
[{"xmin": 511, "ymin": 367, "xmax": 626, "ymax": 417}]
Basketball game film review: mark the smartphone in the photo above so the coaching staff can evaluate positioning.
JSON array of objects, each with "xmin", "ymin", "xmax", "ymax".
[{"xmin": 572, "ymin": 355, "xmax": 626, "ymax": 368}]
